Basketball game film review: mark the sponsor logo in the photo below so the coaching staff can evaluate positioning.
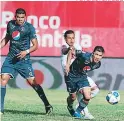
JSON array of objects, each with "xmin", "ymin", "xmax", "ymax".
[
  {"xmin": 1, "ymin": 57, "xmax": 123, "ymax": 90},
  {"xmin": 83, "ymin": 66, "xmax": 91, "ymax": 71},
  {"xmin": 12, "ymin": 31, "xmax": 20, "ymax": 40}
]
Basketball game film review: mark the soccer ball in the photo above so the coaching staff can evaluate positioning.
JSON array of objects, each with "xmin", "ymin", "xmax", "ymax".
[{"xmin": 106, "ymin": 91, "xmax": 120, "ymax": 105}]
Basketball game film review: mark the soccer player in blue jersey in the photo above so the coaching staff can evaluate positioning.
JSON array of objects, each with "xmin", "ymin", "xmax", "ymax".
[
  {"xmin": 61, "ymin": 30, "xmax": 100, "ymax": 119},
  {"xmin": 0, "ymin": 8, "xmax": 53, "ymax": 115},
  {"xmin": 65, "ymin": 46, "xmax": 105, "ymax": 119}
]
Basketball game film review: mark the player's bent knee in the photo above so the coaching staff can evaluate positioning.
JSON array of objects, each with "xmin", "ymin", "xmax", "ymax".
[
  {"xmin": 1, "ymin": 79, "xmax": 9, "ymax": 86},
  {"xmin": 71, "ymin": 93, "xmax": 76, "ymax": 101},
  {"xmin": 0, "ymin": 75, "xmax": 10, "ymax": 86},
  {"xmin": 84, "ymin": 95, "xmax": 91, "ymax": 101},
  {"xmin": 27, "ymin": 77, "xmax": 35, "ymax": 85},
  {"xmin": 91, "ymin": 87, "xmax": 100, "ymax": 98},
  {"xmin": 1, "ymin": 74, "xmax": 11, "ymax": 80},
  {"xmin": 91, "ymin": 86, "xmax": 99, "ymax": 91},
  {"xmin": 72, "ymin": 96, "xmax": 76, "ymax": 101}
]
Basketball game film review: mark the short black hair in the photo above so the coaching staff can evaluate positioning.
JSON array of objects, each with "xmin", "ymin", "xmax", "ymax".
[
  {"xmin": 64, "ymin": 30, "xmax": 75, "ymax": 38},
  {"xmin": 15, "ymin": 8, "xmax": 26, "ymax": 15},
  {"xmin": 93, "ymin": 46, "xmax": 105, "ymax": 53}
]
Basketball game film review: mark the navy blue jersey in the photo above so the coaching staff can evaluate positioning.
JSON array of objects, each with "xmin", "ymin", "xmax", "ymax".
[
  {"xmin": 6, "ymin": 20, "xmax": 37, "ymax": 60},
  {"xmin": 69, "ymin": 52, "xmax": 101, "ymax": 78}
]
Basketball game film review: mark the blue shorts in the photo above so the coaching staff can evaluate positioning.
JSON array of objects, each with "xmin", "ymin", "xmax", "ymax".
[
  {"xmin": 1, "ymin": 57, "xmax": 34, "ymax": 79},
  {"xmin": 64, "ymin": 74, "xmax": 90, "ymax": 94}
]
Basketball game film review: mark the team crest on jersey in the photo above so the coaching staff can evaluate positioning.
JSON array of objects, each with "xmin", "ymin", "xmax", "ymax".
[
  {"xmin": 20, "ymin": 27, "xmax": 25, "ymax": 32},
  {"xmin": 12, "ymin": 31, "xmax": 20, "ymax": 40},
  {"xmin": 84, "ymin": 60, "xmax": 90, "ymax": 64},
  {"xmin": 83, "ymin": 66, "xmax": 91, "ymax": 71}
]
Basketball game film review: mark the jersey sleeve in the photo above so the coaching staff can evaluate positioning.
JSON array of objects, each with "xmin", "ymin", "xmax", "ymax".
[
  {"xmin": 61, "ymin": 44, "xmax": 68, "ymax": 70},
  {"xmin": 75, "ymin": 50, "xmax": 83, "ymax": 57},
  {"xmin": 5, "ymin": 22, "xmax": 11, "ymax": 38},
  {"xmin": 61, "ymin": 45, "xmax": 67, "ymax": 54},
  {"xmin": 29, "ymin": 25, "xmax": 37, "ymax": 40},
  {"xmin": 61, "ymin": 44, "xmax": 71, "ymax": 55},
  {"xmin": 61, "ymin": 55, "xmax": 67, "ymax": 70},
  {"xmin": 95, "ymin": 62, "xmax": 101, "ymax": 69}
]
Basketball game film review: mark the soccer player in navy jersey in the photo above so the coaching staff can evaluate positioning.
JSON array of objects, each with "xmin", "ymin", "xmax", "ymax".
[
  {"xmin": 61, "ymin": 30, "xmax": 100, "ymax": 119},
  {"xmin": 65, "ymin": 45, "xmax": 105, "ymax": 119},
  {"xmin": 0, "ymin": 8, "xmax": 52, "ymax": 115}
]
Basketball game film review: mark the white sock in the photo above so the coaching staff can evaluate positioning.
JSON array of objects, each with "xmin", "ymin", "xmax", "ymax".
[
  {"xmin": 76, "ymin": 92, "xmax": 83, "ymax": 102},
  {"xmin": 91, "ymin": 88, "xmax": 99, "ymax": 98},
  {"xmin": 83, "ymin": 106, "xmax": 89, "ymax": 115}
]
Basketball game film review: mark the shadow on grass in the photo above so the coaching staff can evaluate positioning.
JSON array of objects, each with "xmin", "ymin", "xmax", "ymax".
[
  {"xmin": 4, "ymin": 109, "xmax": 71, "ymax": 118},
  {"xmin": 4, "ymin": 109, "xmax": 45, "ymax": 115}
]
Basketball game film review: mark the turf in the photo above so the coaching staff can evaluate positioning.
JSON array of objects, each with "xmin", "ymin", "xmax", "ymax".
[{"xmin": 1, "ymin": 89, "xmax": 124, "ymax": 121}]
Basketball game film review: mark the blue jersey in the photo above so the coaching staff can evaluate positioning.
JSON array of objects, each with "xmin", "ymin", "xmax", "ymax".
[
  {"xmin": 69, "ymin": 52, "xmax": 101, "ymax": 78},
  {"xmin": 6, "ymin": 20, "xmax": 37, "ymax": 60}
]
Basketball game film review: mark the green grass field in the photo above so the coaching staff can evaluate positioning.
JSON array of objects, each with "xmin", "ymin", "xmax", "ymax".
[{"xmin": 1, "ymin": 89, "xmax": 124, "ymax": 121}]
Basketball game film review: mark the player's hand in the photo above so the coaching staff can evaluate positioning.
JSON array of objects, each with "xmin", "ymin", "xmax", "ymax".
[
  {"xmin": 17, "ymin": 51, "xmax": 27, "ymax": 59},
  {"xmin": 70, "ymin": 46, "xmax": 75, "ymax": 55},
  {"xmin": 69, "ymin": 46, "xmax": 74, "ymax": 50},
  {"xmin": 65, "ymin": 65, "xmax": 70, "ymax": 76}
]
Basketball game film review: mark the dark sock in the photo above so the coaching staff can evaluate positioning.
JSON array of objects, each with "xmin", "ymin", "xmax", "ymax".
[
  {"xmin": 31, "ymin": 84, "xmax": 50, "ymax": 106},
  {"xmin": 0, "ymin": 86, "xmax": 6, "ymax": 112},
  {"xmin": 67, "ymin": 96, "xmax": 74, "ymax": 107},
  {"xmin": 76, "ymin": 98, "xmax": 87, "ymax": 113}
]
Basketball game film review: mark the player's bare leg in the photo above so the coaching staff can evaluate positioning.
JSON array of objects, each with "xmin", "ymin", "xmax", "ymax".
[
  {"xmin": 76, "ymin": 77, "xmax": 99, "ymax": 119},
  {"xmin": 76, "ymin": 86, "xmax": 99, "ymax": 118},
  {"xmin": 76, "ymin": 93, "xmax": 94, "ymax": 119},
  {"xmin": 0, "ymin": 74, "xmax": 11, "ymax": 114},
  {"xmin": 75, "ymin": 87, "xmax": 94, "ymax": 119},
  {"xmin": 27, "ymin": 78, "xmax": 53, "ymax": 115},
  {"xmin": 76, "ymin": 87, "xmax": 99, "ymax": 119}
]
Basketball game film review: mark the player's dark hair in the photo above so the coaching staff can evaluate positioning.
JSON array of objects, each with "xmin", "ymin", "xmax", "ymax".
[
  {"xmin": 93, "ymin": 46, "xmax": 105, "ymax": 53},
  {"xmin": 64, "ymin": 30, "xmax": 75, "ymax": 38},
  {"xmin": 15, "ymin": 8, "xmax": 26, "ymax": 15}
]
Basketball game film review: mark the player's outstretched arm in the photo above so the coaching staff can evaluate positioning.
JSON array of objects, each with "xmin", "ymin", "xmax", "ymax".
[
  {"xmin": 0, "ymin": 21, "xmax": 11, "ymax": 49},
  {"xmin": 0, "ymin": 36, "xmax": 10, "ymax": 49},
  {"xmin": 65, "ymin": 50, "xmax": 73, "ymax": 76}
]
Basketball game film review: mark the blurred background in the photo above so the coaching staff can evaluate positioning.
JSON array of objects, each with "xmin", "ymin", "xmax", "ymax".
[{"xmin": 1, "ymin": 1, "xmax": 124, "ymax": 90}]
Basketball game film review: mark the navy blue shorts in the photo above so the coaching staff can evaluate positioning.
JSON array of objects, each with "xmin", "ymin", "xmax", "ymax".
[
  {"xmin": 1, "ymin": 57, "xmax": 34, "ymax": 79},
  {"xmin": 64, "ymin": 75, "xmax": 90, "ymax": 94}
]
